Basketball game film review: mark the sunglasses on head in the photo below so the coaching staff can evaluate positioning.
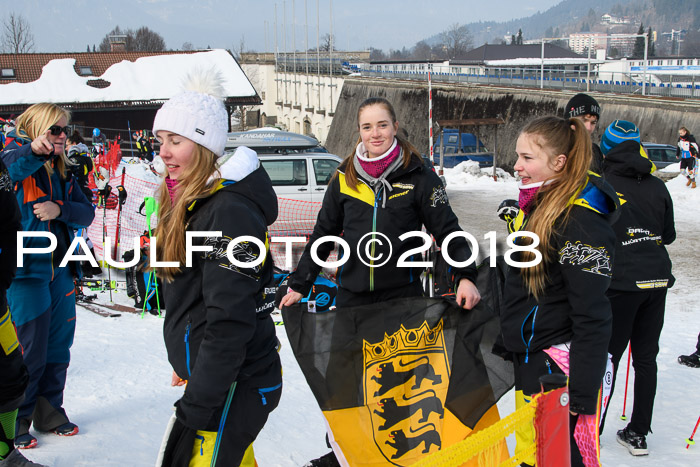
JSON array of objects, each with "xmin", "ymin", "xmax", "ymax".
[{"xmin": 48, "ymin": 125, "xmax": 70, "ymax": 136}]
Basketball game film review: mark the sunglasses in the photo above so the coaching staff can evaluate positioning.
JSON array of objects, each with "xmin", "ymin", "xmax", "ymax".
[{"xmin": 48, "ymin": 125, "xmax": 70, "ymax": 136}]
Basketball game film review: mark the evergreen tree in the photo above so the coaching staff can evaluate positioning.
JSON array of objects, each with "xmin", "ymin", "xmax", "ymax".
[
  {"xmin": 86, "ymin": 44, "xmax": 90, "ymax": 52},
  {"xmin": 633, "ymin": 23, "xmax": 646, "ymax": 58},
  {"xmin": 511, "ymin": 34, "xmax": 516, "ymax": 45},
  {"xmin": 648, "ymin": 27, "xmax": 655, "ymax": 57},
  {"xmin": 517, "ymin": 29, "xmax": 523, "ymax": 45}
]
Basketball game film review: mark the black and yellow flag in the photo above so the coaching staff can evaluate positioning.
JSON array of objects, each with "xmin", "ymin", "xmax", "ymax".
[{"xmin": 282, "ymin": 264, "xmax": 514, "ymax": 466}]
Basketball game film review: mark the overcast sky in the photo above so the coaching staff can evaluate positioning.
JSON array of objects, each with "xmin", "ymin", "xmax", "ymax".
[{"xmin": 3, "ymin": 0, "xmax": 562, "ymax": 53}]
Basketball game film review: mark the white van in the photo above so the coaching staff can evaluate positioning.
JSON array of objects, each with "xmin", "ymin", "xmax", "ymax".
[{"xmin": 225, "ymin": 129, "xmax": 343, "ymax": 203}]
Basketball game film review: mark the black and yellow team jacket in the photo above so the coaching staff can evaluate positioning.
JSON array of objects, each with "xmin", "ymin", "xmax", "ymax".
[
  {"xmin": 501, "ymin": 174, "xmax": 620, "ymax": 415},
  {"xmin": 602, "ymin": 140, "xmax": 675, "ymax": 292},
  {"xmin": 289, "ymin": 154, "xmax": 478, "ymax": 296},
  {"xmin": 1, "ymin": 157, "xmax": 21, "ymax": 311},
  {"xmin": 162, "ymin": 165, "xmax": 280, "ymax": 431}
]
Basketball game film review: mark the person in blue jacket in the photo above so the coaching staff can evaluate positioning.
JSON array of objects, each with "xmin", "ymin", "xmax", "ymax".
[{"xmin": 0, "ymin": 103, "xmax": 94, "ymax": 449}]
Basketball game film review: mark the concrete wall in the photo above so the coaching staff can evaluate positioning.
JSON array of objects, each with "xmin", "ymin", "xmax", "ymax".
[
  {"xmin": 240, "ymin": 62, "xmax": 342, "ymax": 144},
  {"xmin": 326, "ymin": 77, "xmax": 700, "ymax": 169}
]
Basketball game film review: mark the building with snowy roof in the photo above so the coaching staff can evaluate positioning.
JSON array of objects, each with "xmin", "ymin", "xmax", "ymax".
[{"xmin": 0, "ymin": 49, "xmax": 259, "ymax": 139}]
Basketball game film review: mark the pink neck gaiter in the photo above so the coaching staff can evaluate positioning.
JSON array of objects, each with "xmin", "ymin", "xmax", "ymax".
[
  {"xmin": 518, "ymin": 180, "xmax": 557, "ymax": 215},
  {"xmin": 165, "ymin": 177, "xmax": 179, "ymax": 203},
  {"xmin": 357, "ymin": 140, "xmax": 401, "ymax": 178}
]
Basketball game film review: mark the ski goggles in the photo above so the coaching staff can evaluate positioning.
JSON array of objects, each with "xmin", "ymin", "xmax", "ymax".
[{"xmin": 48, "ymin": 125, "xmax": 70, "ymax": 136}]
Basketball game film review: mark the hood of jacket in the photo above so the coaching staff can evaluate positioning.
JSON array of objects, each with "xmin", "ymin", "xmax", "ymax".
[
  {"xmin": 197, "ymin": 146, "xmax": 278, "ymax": 226},
  {"xmin": 603, "ymin": 140, "xmax": 655, "ymax": 178},
  {"xmin": 572, "ymin": 171, "xmax": 620, "ymax": 216}
]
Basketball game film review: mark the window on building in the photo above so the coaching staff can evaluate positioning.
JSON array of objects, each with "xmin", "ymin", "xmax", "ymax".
[
  {"xmin": 1, "ymin": 68, "xmax": 15, "ymax": 78},
  {"xmin": 79, "ymin": 66, "xmax": 93, "ymax": 76}
]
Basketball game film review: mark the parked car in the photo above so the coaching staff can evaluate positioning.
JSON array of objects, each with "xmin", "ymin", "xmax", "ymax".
[
  {"xmin": 225, "ymin": 129, "xmax": 342, "ymax": 202},
  {"xmin": 642, "ymin": 142, "xmax": 679, "ymax": 170},
  {"xmin": 433, "ymin": 129, "xmax": 493, "ymax": 168}
]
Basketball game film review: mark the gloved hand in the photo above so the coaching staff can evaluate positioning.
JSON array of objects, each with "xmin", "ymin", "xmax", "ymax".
[{"xmin": 497, "ymin": 199, "xmax": 519, "ymax": 222}]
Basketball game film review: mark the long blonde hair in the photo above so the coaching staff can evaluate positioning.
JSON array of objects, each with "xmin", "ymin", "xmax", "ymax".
[
  {"xmin": 340, "ymin": 97, "xmax": 419, "ymax": 190},
  {"xmin": 15, "ymin": 103, "xmax": 71, "ymax": 178},
  {"xmin": 154, "ymin": 143, "xmax": 220, "ymax": 281},
  {"xmin": 519, "ymin": 116, "xmax": 592, "ymax": 298}
]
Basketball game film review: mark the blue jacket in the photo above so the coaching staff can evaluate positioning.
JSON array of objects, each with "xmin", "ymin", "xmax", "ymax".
[{"xmin": 1, "ymin": 131, "xmax": 94, "ymax": 281}]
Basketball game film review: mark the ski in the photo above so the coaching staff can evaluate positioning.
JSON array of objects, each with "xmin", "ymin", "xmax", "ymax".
[
  {"xmin": 80, "ymin": 279, "xmax": 126, "ymax": 291},
  {"xmin": 77, "ymin": 302, "xmax": 121, "ymax": 318},
  {"xmin": 97, "ymin": 302, "xmax": 140, "ymax": 314}
]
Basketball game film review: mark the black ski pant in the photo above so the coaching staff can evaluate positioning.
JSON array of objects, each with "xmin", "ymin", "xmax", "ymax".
[{"xmin": 601, "ymin": 288, "xmax": 667, "ymax": 436}]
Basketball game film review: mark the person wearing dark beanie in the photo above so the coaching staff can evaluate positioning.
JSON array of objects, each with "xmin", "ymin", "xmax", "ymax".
[{"xmin": 564, "ymin": 93, "xmax": 604, "ymax": 174}]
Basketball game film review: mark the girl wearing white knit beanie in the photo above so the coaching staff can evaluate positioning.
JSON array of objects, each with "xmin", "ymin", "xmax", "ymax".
[{"xmin": 153, "ymin": 70, "xmax": 282, "ymax": 467}]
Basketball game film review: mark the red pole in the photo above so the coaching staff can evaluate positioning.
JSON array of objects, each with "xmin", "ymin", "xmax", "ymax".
[
  {"xmin": 621, "ymin": 347, "xmax": 632, "ymax": 420},
  {"xmin": 686, "ymin": 415, "xmax": 700, "ymax": 449},
  {"xmin": 113, "ymin": 167, "xmax": 126, "ymax": 259}
]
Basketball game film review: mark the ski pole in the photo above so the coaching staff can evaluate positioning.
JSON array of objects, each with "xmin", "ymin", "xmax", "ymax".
[
  {"xmin": 113, "ymin": 168, "xmax": 127, "ymax": 259},
  {"xmin": 127, "ymin": 120, "xmax": 135, "ymax": 158},
  {"xmin": 620, "ymin": 346, "xmax": 632, "ymax": 421},
  {"xmin": 687, "ymin": 415, "xmax": 700, "ymax": 449}
]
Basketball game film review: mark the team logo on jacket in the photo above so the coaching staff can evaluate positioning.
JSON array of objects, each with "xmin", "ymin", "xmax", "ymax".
[
  {"xmin": 363, "ymin": 321, "xmax": 448, "ymax": 464},
  {"xmin": 201, "ymin": 235, "xmax": 264, "ymax": 279},
  {"xmin": 0, "ymin": 168, "xmax": 12, "ymax": 192},
  {"xmin": 429, "ymin": 186, "xmax": 448, "ymax": 208},
  {"xmin": 558, "ymin": 241, "xmax": 611, "ymax": 277}
]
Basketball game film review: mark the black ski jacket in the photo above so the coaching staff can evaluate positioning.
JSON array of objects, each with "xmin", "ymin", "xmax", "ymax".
[
  {"xmin": 591, "ymin": 142, "xmax": 604, "ymax": 175},
  {"xmin": 0, "ymin": 158, "xmax": 21, "ymax": 310},
  {"xmin": 162, "ymin": 164, "xmax": 280, "ymax": 431},
  {"xmin": 603, "ymin": 140, "xmax": 675, "ymax": 292},
  {"xmin": 501, "ymin": 174, "xmax": 620, "ymax": 414},
  {"xmin": 289, "ymin": 154, "xmax": 477, "ymax": 296},
  {"xmin": 676, "ymin": 133, "xmax": 699, "ymax": 158}
]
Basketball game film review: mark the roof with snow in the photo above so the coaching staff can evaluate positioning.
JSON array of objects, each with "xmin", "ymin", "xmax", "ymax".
[{"xmin": 0, "ymin": 49, "xmax": 260, "ymax": 111}]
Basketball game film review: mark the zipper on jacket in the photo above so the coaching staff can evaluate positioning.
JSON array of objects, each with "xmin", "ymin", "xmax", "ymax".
[
  {"xmin": 257, "ymin": 383, "xmax": 282, "ymax": 406},
  {"xmin": 184, "ymin": 319, "xmax": 192, "ymax": 378},
  {"xmin": 370, "ymin": 190, "xmax": 381, "ymax": 291},
  {"xmin": 195, "ymin": 434, "xmax": 205, "ymax": 456},
  {"xmin": 520, "ymin": 305, "xmax": 539, "ymax": 363}
]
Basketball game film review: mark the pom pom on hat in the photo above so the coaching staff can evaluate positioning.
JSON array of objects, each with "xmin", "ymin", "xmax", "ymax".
[
  {"xmin": 600, "ymin": 120, "xmax": 640, "ymax": 155},
  {"xmin": 153, "ymin": 68, "xmax": 229, "ymax": 157},
  {"xmin": 565, "ymin": 93, "xmax": 601, "ymax": 119}
]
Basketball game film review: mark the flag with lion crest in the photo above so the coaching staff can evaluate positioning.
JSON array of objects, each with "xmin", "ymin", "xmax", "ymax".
[{"xmin": 282, "ymin": 261, "xmax": 514, "ymax": 466}]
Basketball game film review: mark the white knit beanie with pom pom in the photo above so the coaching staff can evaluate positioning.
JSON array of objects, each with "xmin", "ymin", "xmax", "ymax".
[{"xmin": 152, "ymin": 69, "xmax": 229, "ymax": 157}]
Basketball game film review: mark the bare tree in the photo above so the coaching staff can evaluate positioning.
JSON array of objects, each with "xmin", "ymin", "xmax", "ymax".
[
  {"xmin": 182, "ymin": 42, "xmax": 194, "ymax": 51},
  {"xmin": 1, "ymin": 13, "xmax": 35, "ymax": 53},
  {"xmin": 319, "ymin": 33, "xmax": 335, "ymax": 52},
  {"xmin": 440, "ymin": 23, "xmax": 472, "ymax": 59},
  {"xmin": 98, "ymin": 25, "xmax": 166, "ymax": 52},
  {"xmin": 232, "ymin": 35, "xmax": 246, "ymax": 59},
  {"xmin": 132, "ymin": 27, "xmax": 166, "ymax": 51},
  {"xmin": 412, "ymin": 40, "xmax": 432, "ymax": 60}
]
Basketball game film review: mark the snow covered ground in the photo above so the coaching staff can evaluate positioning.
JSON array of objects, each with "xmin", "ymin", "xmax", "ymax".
[{"xmin": 17, "ymin": 163, "xmax": 700, "ymax": 466}]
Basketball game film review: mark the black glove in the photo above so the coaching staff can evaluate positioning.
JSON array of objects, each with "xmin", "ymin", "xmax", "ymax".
[{"xmin": 497, "ymin": 199, "xmax": 519, "ymax": 222}]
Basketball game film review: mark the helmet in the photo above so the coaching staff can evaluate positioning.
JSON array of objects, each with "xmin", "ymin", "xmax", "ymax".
[
  {"xmin": 132, "ymin": 132, "xmax": 139, "ymax": 139},
  {"xmin": 93, "ymin": 128, "xmax": 101, "ymax": 138}
]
